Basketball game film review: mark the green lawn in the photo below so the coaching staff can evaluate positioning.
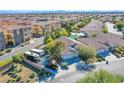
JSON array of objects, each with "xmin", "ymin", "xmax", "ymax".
[{"xmin": 0, "ymin": 58, "xmax": 12, "ymax": 67}]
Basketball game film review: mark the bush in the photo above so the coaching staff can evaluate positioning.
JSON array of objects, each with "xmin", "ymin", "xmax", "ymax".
[
  {"xmin": 78, "ymin": 46, "xmax": 97, "ymax": 64},
  {"xmin": 0, "ymin": 51, "xmax": 4, "ymax": 56},
  {"xmin": 15, "ymin": 76, "xmax": 21, "ymax": 82},
  {"xmin": 102, "ymin": 27, "xmax": 108, "ymax": 33},
  {"xmin": 61, "ymin": 62, "xmax": 68, "ymax": 70},
  {"xmin": 87, "ymin": 57, "xmax": 96, "ymax": 63},
  {"xmin": 92, "ymin": 32, "xmax": 97, "ymax": 38},
  {"xmin": 77, "ymin": 69, "xmax": 124, "ymax": 83},
  {"xmin": 115, "ymin": 21, "xmax": 124, "ymax": 31},
  {"xmin": 5, "ymin": 48, "xmax": 12, "ymax": 53},
  {"xmin": 12, "ymin": 54, "xmax": 22, "ymax": 63},
  {"xmin": 115, "ymin": 47, "xmax": 121, "ymax": 53},
  {"xmin": 15, "ymin": 68, "xmax": 22, "ymax": 73},
  {"xmin": 29, "ymin": 73, "xmax": 35, "ymax": 79},
  {"xmin": 44, "ymin": 35, "xmax": 53, "ymax": 44},
  {"xmin": 58, "ymin": 30, "xmax": 69, "ymax": 36}
]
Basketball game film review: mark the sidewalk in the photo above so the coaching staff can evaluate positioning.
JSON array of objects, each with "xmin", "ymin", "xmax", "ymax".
[
  {"xmin": 54, "ymin": 63, "xmax": 77, "ymax": 79},
  {"xmin": 46, "ymin": 57, "xmax": 124, "ymax": 82}
]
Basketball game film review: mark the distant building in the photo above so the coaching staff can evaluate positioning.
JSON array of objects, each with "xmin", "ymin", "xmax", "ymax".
[
  {"xmin": 0, "ymin": 31, "xmax": 6, "ymax": 50},
  {"xmin": 32, "ymin": 21, "xmax": 61, "ymax": 36},
  {"xmin": 3, "ymin": 25, "xmax": 32, "ymax": 46}
]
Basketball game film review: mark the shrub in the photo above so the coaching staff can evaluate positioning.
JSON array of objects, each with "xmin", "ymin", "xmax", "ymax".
[
  {"xmin": 15, "ymin": 76, "xmax": 21, "ymax": 82},
  {"xmin": 15, "ymin": 68, "xmax": 22, "ymax": 73},
  {"xmin": 0, "ymin": 51, "xmax": 4, "ymax": 56},
  {"xmin": 12, "ymin": 54, "xmax": 22, "ymax": 63},
  {"xmin": 102, "ymin": 27, "xmax": 108, "ymax": 33},
  {"xmin": 44, "ymin": 35, "xmax": 53, "ymax": 44},
  {"xmin": 78, "ymin": 46, "xmax": 97, "ymax": 64},
  {"xmin": 115, "ymin": 48, "xmax": 121, "ymax": 53},
  {"xmin": 58, "ymin": 30, "xmax": 69, "ymax": 36},
  {"xmin": 92, "ymin": 32, "xmax": 97, "ymax": 38},
  {"xmin": 5, "ymin": 48, "xmax": 12, "ymax": 53},
  {"xmin": 61, "ymin": 62, "xmax": 68, "ymax": 70},
  {"xmin": 29, "ymin": 73, "xmax": 35, "ymax": 79},
  {"xmin": 77, "ymin": 69, "xmax": 124, "ymax": 83},
  {"xmin": 115, "ymin": 21, "xmax": 124, "ymax": 31},
  {"xmin": 87, "ymin": 57, "xmax": 96, "ymax": 63}
]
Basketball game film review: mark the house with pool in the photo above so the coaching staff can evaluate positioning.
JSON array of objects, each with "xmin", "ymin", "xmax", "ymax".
[{"xmin": 57, "ymin": 36, "xmax": 86, "ymax": 65}]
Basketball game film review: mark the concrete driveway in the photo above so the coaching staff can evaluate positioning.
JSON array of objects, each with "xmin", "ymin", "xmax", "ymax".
[{"xmin": 47, "ymin": 58, "xmax": 124, "ymax": 83}]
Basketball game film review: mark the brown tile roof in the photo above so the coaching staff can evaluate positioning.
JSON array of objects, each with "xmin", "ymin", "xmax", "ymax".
[{"xmin": 57, "ymin": 36, "xmax": 85, "ymax": 56}]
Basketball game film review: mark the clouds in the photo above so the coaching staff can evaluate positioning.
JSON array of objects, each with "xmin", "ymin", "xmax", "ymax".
[{"xmin": 0, "ymin": 0, "xmax": 124, "ymax": 10}]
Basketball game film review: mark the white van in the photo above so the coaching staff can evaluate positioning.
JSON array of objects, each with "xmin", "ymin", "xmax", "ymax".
[{"xmin": 30, "ymin": 49, "xmax": 45, "ymax": 56}]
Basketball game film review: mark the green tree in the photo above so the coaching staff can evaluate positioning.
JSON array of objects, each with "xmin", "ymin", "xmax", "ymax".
[
  {"xmin": 58, "ymin": 30, "xmax": 69, "ymax": 36},
  {"xmin": 44, "ymin": 35, "xmax": 53, "ymax": 44},
  {"xmin": 77, "ymin": 69, "xmax": 124, "ymax": 83},
  {"xmin": 44, "ymin": 40, "xmax": 65, "ymax": 61},
  {"xmin": 115, "ymin": 21, "xmax": 124, "ymax": 31},
  {"xmin": 56, "ymin": 28, "xmax": 69, "ymax": 37},
  {"xmin": 78, "ymin": 46, "xmax": 97, "ymax": 64},
  {"xmin": 12, "ymin": 55, "xmax": 22, "ymax": 63}
]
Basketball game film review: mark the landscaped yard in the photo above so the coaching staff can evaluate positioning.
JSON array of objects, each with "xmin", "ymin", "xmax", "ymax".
[{"xmin": 0, "ymin": 63, "xmax": 37, "ymax": 83}]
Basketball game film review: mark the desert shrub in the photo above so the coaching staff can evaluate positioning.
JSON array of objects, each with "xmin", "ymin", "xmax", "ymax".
[
  {"xmin": 101, "ymin": 27, "xmax": 108, "ymax": 33},
  {"xmin": 0, "ymin": 51, "xmax": 4, "ymax": 56},
  {"xmin": 29, "ymin": 73, "xmax": 35, "ymax": 79},
  {"xmin": 92, "ymin": 32, "xmax": 97, "ymax": 38},
  {"xmin": 77, "ymin": 69, "xmax": 124, "ymax": 83},
  {"xmin": 5, "ymin": 48, "xmax": 12, "ymax": 53}
]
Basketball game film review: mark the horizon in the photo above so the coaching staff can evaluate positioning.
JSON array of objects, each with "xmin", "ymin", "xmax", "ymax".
[
  {"xmin": 0, "ymin": 0, "xmax": 124, "ymax": 10},
  {"xmin": 1, "ymin": 10, "xmax": 124, "ymax": 14}
]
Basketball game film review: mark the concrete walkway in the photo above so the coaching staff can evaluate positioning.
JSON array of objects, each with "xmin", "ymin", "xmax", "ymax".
[
  {"xmin": 104, "ymin": 52, "xmax": 118, "ymax": 61},
  {"xmin": 55, "ymin": 63, "xmax": 77, "ymax": 79},
  {"xmin": 47, "ymin": 57, "xmax": 124, "ymax": 83}
]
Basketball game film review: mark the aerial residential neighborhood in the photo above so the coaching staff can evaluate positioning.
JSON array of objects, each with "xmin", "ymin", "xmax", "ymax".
[{"xmin": 1, "ymin": 11, "xmax": 124, "ymax": 83}]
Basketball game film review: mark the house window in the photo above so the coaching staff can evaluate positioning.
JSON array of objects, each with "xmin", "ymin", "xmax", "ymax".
[{"xmin": 16, "ymin": 30, "xmax": 20, "ymax": 35}]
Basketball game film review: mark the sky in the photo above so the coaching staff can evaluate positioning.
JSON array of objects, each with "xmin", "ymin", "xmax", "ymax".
[{"xmin": 0, "ymin": 0, "xmax": 124, "ymax": 10}]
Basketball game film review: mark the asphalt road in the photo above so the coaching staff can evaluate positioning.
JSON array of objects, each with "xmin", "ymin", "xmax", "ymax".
[
  {"xmin": 47, "ymin": 59, "xmax": 124, "ymax": 83},
  {"xmin": 0, "ymin": 36, "xmax": 44, "ymax": 62}
]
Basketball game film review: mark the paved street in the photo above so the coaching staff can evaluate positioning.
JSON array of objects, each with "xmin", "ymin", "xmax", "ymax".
[
  {"xmin": 47, "ymin": 58, "xmax": 124, "ymax": 83},
  {"xmin": 0, "ymin": 36, "xmax": 44, "ymax": 62}
]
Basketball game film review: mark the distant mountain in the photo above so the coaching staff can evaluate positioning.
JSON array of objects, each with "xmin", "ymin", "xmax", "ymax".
[{"xmin": 0, "ymin": 10, "xmax": 124, "ymax": 14}]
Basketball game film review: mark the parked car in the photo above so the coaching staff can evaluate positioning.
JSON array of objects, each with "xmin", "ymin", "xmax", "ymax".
[{"xmin": 83, "ymin": 32, "xmax": 89, "ymax": 38}]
